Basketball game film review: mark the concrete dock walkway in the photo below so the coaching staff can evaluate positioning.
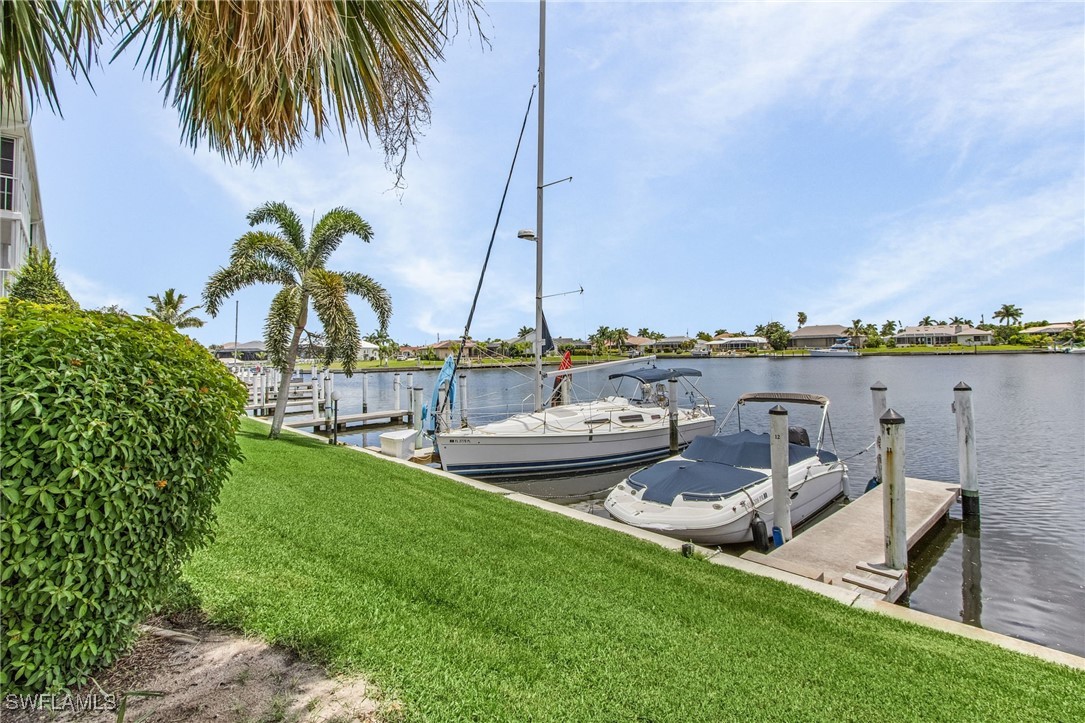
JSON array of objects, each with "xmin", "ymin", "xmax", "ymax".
[{"xmin": 742, "ymin": 478, "xmax": 959, "ymax": 601}]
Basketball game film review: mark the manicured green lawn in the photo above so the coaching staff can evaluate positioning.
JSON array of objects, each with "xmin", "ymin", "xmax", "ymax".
[{"xmin": 181, "ymin": 419, "xmax": 1083, "ymax": 721}]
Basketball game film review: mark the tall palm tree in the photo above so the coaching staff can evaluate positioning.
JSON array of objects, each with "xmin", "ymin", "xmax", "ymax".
[
  {"xmin": 949, "ymin": 315, "xmax": 966, "ymax": 325},
  {"xmin": 203, "ymin": 201, "xmax": 391, "ymax": 438},
  {"xmin": 918, "ymin": 315, "xmax": 934, "ymax": 326},
  {"xmin": 145, "ymin": 288, "xmax": 205, "ymax": 329},
  {"xmin": 4, "ymin": 1, "xmax": 482, "ymax": 176},
  {"xmin": 993, "ymin": 304, "xmax": 1023, "ymax": 326},
  {"xmin": 880, "ymin": 320, "xmax": 897, "ymax": 337},
  {"xmin": 517, "ymin": 325, "xmax": 534, "ymax": 340},
  {"xmin": 796, "ymin": 311, "xmax": 807, "ymax": 328}
]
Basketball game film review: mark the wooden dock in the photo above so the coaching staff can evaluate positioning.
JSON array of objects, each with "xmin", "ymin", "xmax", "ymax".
[
  {"xmin": 281, "ymin": 409, "xmax": 411, "ymax": 431},
  {"xmin": 741, "ymin": 478, "xmax": 959, "ymax": 602}
]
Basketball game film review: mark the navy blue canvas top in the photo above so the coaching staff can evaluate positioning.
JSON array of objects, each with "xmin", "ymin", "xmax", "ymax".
[
  {"xmin": 627, "ymin": 431, "xmax": 838, "ymax": 506},
  {"xmin": 629, "ymin": 459, "xmax": 765, "ymax": 505},
  {"xmin": 608, "ymin": 367, "xmax": 703, "ymax": 384}
]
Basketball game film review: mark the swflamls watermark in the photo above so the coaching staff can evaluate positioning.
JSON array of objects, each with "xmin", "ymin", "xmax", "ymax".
[{"xmin": 3, "ymin": 691, "xmax": 117, "ymax": 712}]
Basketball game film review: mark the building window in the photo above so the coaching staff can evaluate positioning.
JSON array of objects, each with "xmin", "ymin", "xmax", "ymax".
[{"xmin": 0, "ymin": 137, "xmax": 14, "ymax": 211}]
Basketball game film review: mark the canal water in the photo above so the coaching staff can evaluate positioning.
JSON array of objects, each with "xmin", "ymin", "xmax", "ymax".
[{"xmin": 327, "ymin": 354, "xmax": 1084, "ymax": 656}]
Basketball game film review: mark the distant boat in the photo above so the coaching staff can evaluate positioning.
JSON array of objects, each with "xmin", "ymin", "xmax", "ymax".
[
  {"xmin": 604, "ymin": 392, "xmax": 848, "ymax": 545},
  {"xmin": 809, "ymin": 339, "xmax": 860, "ymax": 358}
]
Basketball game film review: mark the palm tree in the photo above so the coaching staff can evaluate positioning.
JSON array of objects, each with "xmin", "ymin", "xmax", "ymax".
[
  {"xmin": 517, "ymin": 326, "xmax": 534, "ymax": 340},
  {"xmin": 203, "ymin": 201, "xmax": 391, "ymax": 438},
  {"xmin": 1064, "ymin": 319, "xmax": 1085, "ymax": 343},
  {"xmin": 796, "ymin": 311, "xmax": 807, "ymax": 328},
  {"xmin": 145, "ymin": 288, "xmax": 205, "ymax": 329},
  {"xmin": 880, "ymin": 320, "xmax": 897, "ymax": 337},
  {"xmin": 919, "ymin": 315, "xmax": 934, "ymax": 326},
  {"xmin": 993, "ymin": 304, "xmax": 1023, "ymax": 326},
  {"xmin": 4, "ymin": 2, "xmax": 481, "ymax": 176},
  {"xmin": 849, "ymin": 319, "xmax": 864, "ymax": 348},
  {"xmin": 949, "ymin": 315, "xmax": 966, "ymax": 325},
  {"xmin": 612, "ymin": 327, "xmax": 629, "ymax": 351}
]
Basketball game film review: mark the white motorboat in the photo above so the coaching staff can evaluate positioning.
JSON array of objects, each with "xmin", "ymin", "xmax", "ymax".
[
  {"xmin": 809, "ymin": 340, "xmax": 860, "ymax": 357},
  {"xmin": 436, "ymin": 366, "xmax": 716, "ymax": 477},
  {"xmin": 604, "ymin": 392, "xmax": 847, "ymax": 545}
]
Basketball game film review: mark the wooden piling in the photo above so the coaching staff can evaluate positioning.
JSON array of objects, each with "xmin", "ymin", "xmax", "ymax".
[
  {"xmin": 459, "ymin": 373, "xmax": 468, "ymax": 428},
  {"xmin": 393, "ymin": 373, "xmax": 401, "ymax": 410},
  {"xmin": 668, "ymin": 377, "xmax": 679, "ymax": 454},
  {"xmin": 770, "ymin": 404, "xmax": 792, "ymax": 543},
  {"xmin": 881, "ymin": 409, "xmax": 907, "ymax": 571},
  {"xmin": 953, "ymin": 382, "xmax": 979, "ymax": 518},
  {"xmin": 870, "ymin": 381, "xmax": 888, "ymax": 484},
  {"xmin": 361, "ymin": 372, "xmax": 369, "ymax": 413},
  {"xmin": 411, "ymin": 387, "xmax": 424, "ymax": 449}
]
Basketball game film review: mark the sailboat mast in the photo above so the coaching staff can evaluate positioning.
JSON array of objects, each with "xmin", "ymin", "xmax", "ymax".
[{"xmin": 534, "ymin": 0, "xmax": 546, "ymax": 413}]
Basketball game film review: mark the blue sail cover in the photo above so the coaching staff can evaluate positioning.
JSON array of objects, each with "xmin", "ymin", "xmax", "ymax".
[
  {"xmin": 424, "ymin": 355, "xmax": 458, "ymax": 433},
  {"xmin": 628, "ymin": 431, "xmax": 836, "ymax": 506}
]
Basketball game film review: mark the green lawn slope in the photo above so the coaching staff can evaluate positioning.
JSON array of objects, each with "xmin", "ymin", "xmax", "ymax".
[{"xmin": 181, "ymin": 419, "xmax": 1084, "ymax": 721}]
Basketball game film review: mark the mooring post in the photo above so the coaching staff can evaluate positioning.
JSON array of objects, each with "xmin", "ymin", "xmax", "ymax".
[
  {"xmin": 870, "ymin": 381, "xmax": 888, "ymax": 486},
  {"xmin": 769, "ymin": 405, "xmax": 793, "ymax": 545},
  {"xmin": 668, "ymin": 376, "xmax": 679, "ymax": 454},
  {"xmin": 310, "ymin": 375, "xmax": 320, "ymax": 419},
  {"xmin": 953, "ymin": 382, "xmax": 979, "ymax": 518},
  {"xmin": 459, "ymin": 373, "xmax": 468, "ymax": 428},
  {"xmin": 411, "ymin": 386, "xmax": 425, "ymax": 449},
  {"xmin": 393, "ymin": 373, "xmax": 401, "ymax": 411},
  {"xmin": 881, "ymin": 409, "xmax": 907, "ymax": 571},
  {"xmin": 321, "ymin": 371, "xmax": 330, "ymax": 407},
  {"xmin": 361, "ymin": 372, "xmax": 369, "ymax": 413},
  {"xmin": 560, "ymin": 375, "xmax": 571, "ymax": 406},
  {"xmin": 329, "ymin": 391, "xmax": 340, "ymax": 445}
]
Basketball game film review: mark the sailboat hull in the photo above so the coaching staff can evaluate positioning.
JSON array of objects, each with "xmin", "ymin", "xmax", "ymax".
[{"xmin": 437, "ymin": 416, "xmax": 716, "ymax": 477}]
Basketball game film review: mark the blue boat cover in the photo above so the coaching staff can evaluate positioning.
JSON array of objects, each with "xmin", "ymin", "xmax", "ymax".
[
  {"xmin": 607, "ymin": 367, "xmax": 703, "ymax": 384},
  {"xmin": 628, "ymin": 431, "xmax": 838, "ymax": 506}
]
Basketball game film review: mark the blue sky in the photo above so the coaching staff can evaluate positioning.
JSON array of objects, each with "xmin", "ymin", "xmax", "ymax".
[{"xmin": 30, "ymin": 1, "xmax": 1085, "ymax": 347}]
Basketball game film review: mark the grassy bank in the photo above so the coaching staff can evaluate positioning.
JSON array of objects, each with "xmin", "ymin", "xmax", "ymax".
[{"xmin": 181, "ymin": 419, "xmax": 1084, "ymax": 721}]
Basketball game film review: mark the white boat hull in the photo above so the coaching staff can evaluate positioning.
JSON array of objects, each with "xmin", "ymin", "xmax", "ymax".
[
  {"xmin": 606, "ymin": 461, "xmax": 846, "ymax": 545},
  {"xmin": 437, "ymin": 410, "xmax": 716, "ymax": 477},
  {"xmin": 809, "ymin": 349, "xmax": 859, "ymax": 358}
]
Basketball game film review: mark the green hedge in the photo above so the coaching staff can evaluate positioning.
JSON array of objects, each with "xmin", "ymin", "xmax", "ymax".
[{"xmin": 0, "ymin": 300, "xmax": 246, "ymax": 693}]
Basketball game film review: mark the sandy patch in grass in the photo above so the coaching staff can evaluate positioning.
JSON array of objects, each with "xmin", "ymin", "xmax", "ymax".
[{"xmin": 9, "ymin": 612, "xmax": 389, "ymax": 723}]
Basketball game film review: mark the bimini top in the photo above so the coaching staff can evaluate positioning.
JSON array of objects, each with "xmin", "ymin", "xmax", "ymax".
[
  {"xmin": 627, "ymin": 431, "xmax": 837, "ymax": 505},
  {"xmin": 608, "ymin": 367, "xmax": 702, "ymax": 385},
  {"xmin": 737, "ymin": 391, "xmax": 829, "ymax": 406}
]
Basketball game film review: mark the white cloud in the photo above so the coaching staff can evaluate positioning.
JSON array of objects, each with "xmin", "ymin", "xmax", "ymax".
[
  {"xmin": 811, "ymin": 175, "xmax": 1084, "ymax": 323},
  {"xmin": 59, "ymin": 267, "xmax": 139, "ymax": 312}
]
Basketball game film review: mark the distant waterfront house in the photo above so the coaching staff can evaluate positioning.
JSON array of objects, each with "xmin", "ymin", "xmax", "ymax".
[
  {"xmin": 621, "ymin": 335, "xmax": 655, "ymax": 354},
  {"xmin": 788, "ymin": 325, "xmax": 849, "ymax": 349},
  {"xmin": 426, "ymin": 339, "xmax": 480, "ymax": 358},
  {"xmin": 215, "ymin": 340, "xmax": 266, "ymax": 361},
  {"xmin": 652, "ymin": 335, "xmax": 694, "ymax": 352},
  {"xmin": 894, "ymin": 325, "xmax": 993, "ymax": 346},
  {"xmin": 1, "ymin": 93, "xmax": 49, "ymax": 297},
  {"xmin": 1021, "ymin": 323, "xmax": 1073, "ymax": 336},
  {"xmin": 706, "ymin": 336, "xmax": 770, "ymax": 352}
]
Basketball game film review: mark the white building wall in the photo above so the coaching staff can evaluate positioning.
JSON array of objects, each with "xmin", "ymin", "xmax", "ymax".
[{"xmin": 1, "ymin": 94, "xmax": 48, "ymax": 297}]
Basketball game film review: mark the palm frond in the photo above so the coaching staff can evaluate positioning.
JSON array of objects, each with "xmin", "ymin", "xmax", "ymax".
[
  {"xmin": 203, "ymin": 260, "xmax": 295, "ymax": 317},
  {"xmin": 307, "ymin": 207, "xmax": 373, "ymax": 268},
  {"xmin": 230, "ymin": 230, "xmax": 304, "ymax": 271},
  {"xmin": 112, "ymin": 1, "xmax": 445, "ymax": 165},
  {"xmin": 265, "ymin": 285, "xmax": 304, "ymax": 369},
  {"xmin": 339, "ymin": 270, "xmax": 391, "ymax": 332},
  {"xmin": 0, "ymin": 0, "xmax": 104, "ymax": 115},
  {"xmin": 246, "ymin": 202, "xmax": 307, "ymax": 254},
  {"xmin": 306, "ymin": 269, "xmax": 359, "ymax": 375}
]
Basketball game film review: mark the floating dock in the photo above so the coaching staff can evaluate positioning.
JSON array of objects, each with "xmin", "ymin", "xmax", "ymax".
[
  {"xmin": 281, "ymin": 409, "xmax": 411, "ymax": 431},
  {"xmin": 742, "ymin": 478, "xmax": 959, "ymax": 602}
]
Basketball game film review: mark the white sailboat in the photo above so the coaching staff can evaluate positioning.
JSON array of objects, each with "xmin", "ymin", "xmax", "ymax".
[{"xmin": 434, "ymin": 1, "xmax": 716, "ymax": 478}]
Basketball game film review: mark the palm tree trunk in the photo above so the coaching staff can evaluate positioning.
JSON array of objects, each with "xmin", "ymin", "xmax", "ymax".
[{"xmin": 269, "ymin": 298, "xmax": 309, "ymax": 438}]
